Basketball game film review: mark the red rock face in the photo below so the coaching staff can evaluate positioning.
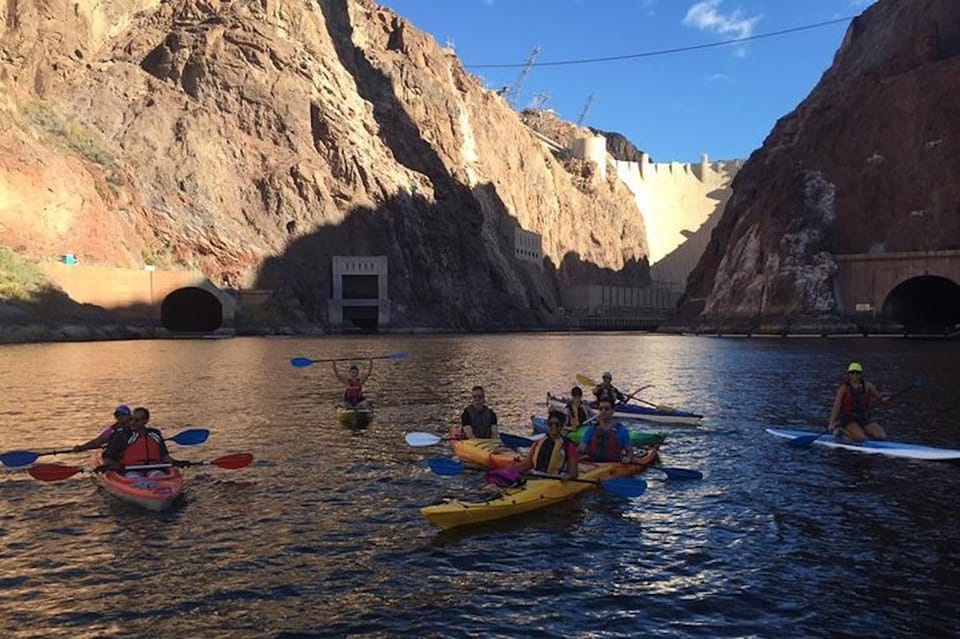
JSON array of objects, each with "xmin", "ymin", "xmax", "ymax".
[
  {"xmin": 0, "ymin": 0, "xmax": 649, "ymax": 329},
  {"xmin": 678, "ymin": 0, "xmax": 960, "ymax": 326}
]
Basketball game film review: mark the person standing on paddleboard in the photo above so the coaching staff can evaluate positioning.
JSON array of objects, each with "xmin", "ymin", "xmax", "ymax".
[{"xmin": 828, "ymin": 362, "xmax": 889, "ymax": 442}]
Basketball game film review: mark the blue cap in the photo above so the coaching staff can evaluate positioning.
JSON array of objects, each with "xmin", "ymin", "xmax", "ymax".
[{"xmin": 114, "ymin": 405, "xmax": 131, "ymax": 416}]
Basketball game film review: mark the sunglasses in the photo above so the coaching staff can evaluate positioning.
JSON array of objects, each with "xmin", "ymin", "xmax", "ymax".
[
  {"xmin": 548, "ymin": 420, "xmax": 562, "ymax": 427},
  {"xmin": 599, "ymin": 406, "xmax": 614, "ymax": 411},
  {"xmin": 472, "ymin": 394, "xmax": 484, "ymax": 399}
]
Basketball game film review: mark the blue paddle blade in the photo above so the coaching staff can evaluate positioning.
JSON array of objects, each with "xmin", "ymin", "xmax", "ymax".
[
  {"xmin": 601, "ymin": 477, "xmax": 647, "ymax": 498},
  {"xmin": 789, "ymin": 433, "xmax": 826, "ymax": 448},
  {"xmin": 427, "ymin": 458, "xmax": 464, "ymax": 476},
  {"xmin": 658, "ymin": 466, "xmax": 703, "ymax": 481},
  {"xmin": 169, "ymin": 429, "xmax": 210, "ymax": 446},
  {"xmin": 500, "ymin": 433, "xmax": 534, "ymax": 449},
  {"xmin": 0, "ymin": 450, "xmax": 39, "ymax": 467},
  {"xmin": 290, "ymin": 357, "xmax": 315, "ymax": 368}
]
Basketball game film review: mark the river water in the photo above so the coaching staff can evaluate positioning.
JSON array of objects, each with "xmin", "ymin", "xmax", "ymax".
[{"xmin": 0, "ymin": 334, "xmax": 958, "ymax": 638}]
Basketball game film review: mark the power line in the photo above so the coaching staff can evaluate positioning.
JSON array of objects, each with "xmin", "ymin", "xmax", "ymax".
[{"xmin": 467, "ymin": 16, "xmax": 855, "ymax": 69}]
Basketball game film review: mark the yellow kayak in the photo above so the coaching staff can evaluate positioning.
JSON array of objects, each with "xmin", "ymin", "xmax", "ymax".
[
  {"xmin": 421, "ymin": 447, "xmax": 659, "ymax": 530},
  {"xmin": 450, "ymin": 438, "xmax": 524, "ymax": 469},
  {"xmin": 335, "ymin": 405, "xmax": 374, "ymax": 430}
]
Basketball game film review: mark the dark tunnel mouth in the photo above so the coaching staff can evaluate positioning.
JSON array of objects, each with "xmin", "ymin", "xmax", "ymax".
[
  {"xmin": 161, "ymin": 287, "xmax": 223, "ymax": 332},
  {"xmin": 881, "ymin": 275, "xmax": 960, "ymax": 330}
]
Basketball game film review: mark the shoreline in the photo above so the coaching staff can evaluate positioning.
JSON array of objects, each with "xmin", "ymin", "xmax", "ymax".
[{"xmin": 1, "ymin": 319, "xmax": 957, "ymax": 345}]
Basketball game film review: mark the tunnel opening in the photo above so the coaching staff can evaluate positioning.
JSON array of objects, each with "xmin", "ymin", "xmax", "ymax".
[
  {"xmin": 342, "ymin": 305, "xmax": 379, "ymax": 333},
  {"xmin": 881, "ymin": 275, "xmax": 960, "ymax": 332},
  {"xmin": 161, "ymin": 287, "xmax": 223, "ymax": 332}
]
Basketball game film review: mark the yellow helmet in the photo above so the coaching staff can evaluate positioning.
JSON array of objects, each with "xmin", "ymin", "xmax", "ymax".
[{"xmin": 847, "ymin": 362, "xmax": 863, "ymax": 373}]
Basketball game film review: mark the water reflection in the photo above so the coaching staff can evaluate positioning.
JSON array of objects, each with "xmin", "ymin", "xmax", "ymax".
[{"xmin": 0, "ymin": 334, "xmax": 959, "ymax": 637}]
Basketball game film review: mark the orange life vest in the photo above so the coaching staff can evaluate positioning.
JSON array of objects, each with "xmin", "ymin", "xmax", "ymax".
[{"xmin": 120, "ymin": 431, "xmax": 165, "ymax": 466}]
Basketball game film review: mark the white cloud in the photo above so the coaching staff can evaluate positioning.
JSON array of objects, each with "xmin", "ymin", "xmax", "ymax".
[
  {"xmin": 706, "ymin": 72, "xmax": 732, "ymax": 83},
  {"xmin": 683, "ymin": 0, "xmax": 760, "ymax": 40}
]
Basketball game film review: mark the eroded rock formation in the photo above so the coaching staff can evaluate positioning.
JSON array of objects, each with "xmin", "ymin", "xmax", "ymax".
[
  {"xmin": 0, "ymin": 0, "xmax": 649, "ymax": 329},
  {"xmin": 678, "ymin": 0, "xmax": 960, "ymax": 328}
]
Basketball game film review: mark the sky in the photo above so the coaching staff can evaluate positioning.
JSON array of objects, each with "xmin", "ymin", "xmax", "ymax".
[{"xmin": 376, "ymin": 0, "xmax": 878, "ymax": 163}]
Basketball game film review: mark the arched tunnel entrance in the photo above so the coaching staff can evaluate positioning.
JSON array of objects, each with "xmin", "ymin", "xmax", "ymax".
[
  {"xmin": 881, "ymin": 276, "xmax": 960, "ymax": 331},
  {"xmin": 161, "ymin": 287, "xmax": 223, "ymax": 332}
]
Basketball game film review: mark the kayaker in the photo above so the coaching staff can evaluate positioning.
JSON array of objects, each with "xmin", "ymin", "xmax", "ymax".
[
  {"xmin": 456, "ymin": 385, "xmax": 499, "ymax": 439},
  {"xmin": 594, "ymin": 372, "xmax": 628, "ymax": 406},
  {"xmin": 578, "ymin": 399, "xmax": 633, "ymax": 462},
  {"xmin": 564, "ymin": 386, "xmax": 591, "ymax": 432},
  {"xmin": 71, "ymin": 405, "xmax": 133, "ymax": 452},
  {"xmin": 101, "ymin": 407, "xmax": 177, "ymax": 477},
  {"xmin": 518, "ymin": 410, "xmax": 579, "ymax": 479},
  {"xmin": 828, "ymin": 362, "xmax": 889, "ymax": 442},
  {"xmin": 334, "ymin": 359, "xmax": 373, "ymax": 409}
]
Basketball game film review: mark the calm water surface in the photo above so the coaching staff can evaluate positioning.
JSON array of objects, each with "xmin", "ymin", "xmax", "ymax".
[{"xmin": 1, "ymin": 334, "xmax": 959, "ymax": 638}]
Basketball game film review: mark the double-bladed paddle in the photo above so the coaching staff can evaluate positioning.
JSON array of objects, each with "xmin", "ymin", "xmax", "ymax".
[
  {"xmin": 290, "ymin": 352, "xmax": 410, "ymax": 368},
  {"xmin": 575, "ymin": 374, "xmax": 676, "ymax": 411},
  {"xmin": 790, "ymin": 376, "xmax": 926, "ymax": 449},
  {"xmin": 405, "ymin": 432, "xmax": 454, "ymax": 447},
  {"xmin": 28, "ymin": 453, "xmax": 254, "ymax": 482},
  {"xmin": 0, "ymin": 428, "xmax": 211, "ymax": 468},
  {"xmin": 498, "ymin": 432, "xmax": 701, "ymax": 480},
  {"xmin": 425, "ymin": 458, "xmax": 647, "ymax": 498}
]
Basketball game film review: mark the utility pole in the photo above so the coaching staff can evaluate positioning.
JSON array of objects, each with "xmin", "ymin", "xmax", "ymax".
[
  {"xmin": 507, "ymin": 45, "xmax": 541, "ymax": 108},
  {"xmin": 577, "ymin": 92, "xmax": 595, "ymax": 126}
]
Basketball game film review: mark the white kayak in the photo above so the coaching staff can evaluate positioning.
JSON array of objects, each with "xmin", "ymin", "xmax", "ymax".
[{"xmin": 766, "ymin": 428, "xmax": 960, "ymax": 461}]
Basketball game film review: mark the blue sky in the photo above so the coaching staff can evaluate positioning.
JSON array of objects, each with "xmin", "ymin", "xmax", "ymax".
[{"xmin": 377, "ymin": 0, "xmax": 877, "ymax": 163}]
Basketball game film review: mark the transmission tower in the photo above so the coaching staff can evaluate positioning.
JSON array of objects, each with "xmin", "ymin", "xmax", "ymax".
[
  {"xmin": 577, "ymin": 92, "xmax": 595, "ymax": 126},
  {"xmin": 530, "ymin": 92, "xmax": 551, "ymax": 109},
  {"xmin": 507, "ymin": 45, "xmax": 541, "ymax": 108}
]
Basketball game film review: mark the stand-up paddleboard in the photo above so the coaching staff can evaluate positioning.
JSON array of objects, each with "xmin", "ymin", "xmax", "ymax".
[{"xmin": 766, "ymin": 428, "xmax": 960, "ymax": 460}]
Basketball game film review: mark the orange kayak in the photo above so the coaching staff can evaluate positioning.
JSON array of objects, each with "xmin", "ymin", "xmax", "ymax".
[
  {"xmin": 90, "ymin": 451, "xmax": 185, "ymax": 512},
  {"xmin": 450, "ymin": 438, "xmax": 524, "ymax": 470}
]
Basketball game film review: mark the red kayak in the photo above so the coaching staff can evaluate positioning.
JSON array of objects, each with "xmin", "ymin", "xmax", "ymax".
[{"xmin": 90, "ymin": 451, "xmax": 185, "ymax": 511}]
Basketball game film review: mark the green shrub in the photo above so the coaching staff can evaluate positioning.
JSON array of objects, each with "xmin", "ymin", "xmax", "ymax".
[{"xmin": 0, "ymin": 246, "xmax": 50, "ymax": 302}]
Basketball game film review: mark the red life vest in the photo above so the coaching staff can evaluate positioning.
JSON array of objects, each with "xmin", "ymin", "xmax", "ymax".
[
  {"xmin": 586, "ymin": 425, "xmax": 623, "ymax": 462},
  {"xmin": 344, "ymin": 379, "xmax": 365, "ymax": 404},
  {"xmin": 120, "ymin": 431, "xmax": 165, "ymax": 466},
  {"xmin": 840, "ymin": 381, "xmax": 872, "ymax": 414}
]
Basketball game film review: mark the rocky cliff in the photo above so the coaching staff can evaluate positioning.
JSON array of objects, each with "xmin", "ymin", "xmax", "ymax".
[
  {"xmin": 0, "ymin": 0, "xmax": 648, "ymax": 330},
  {"xmin": 678, "ymin": 0, "xmax": 960, "ymax": 328}
]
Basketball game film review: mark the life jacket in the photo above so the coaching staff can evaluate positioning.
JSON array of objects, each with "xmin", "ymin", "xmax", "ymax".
[
  {"xmin": 585, "ymin": 425, "xmax": 623, "ymax": 462},
  {"xmin": 567, "ymin": 403, "xmax": 589, "ymax": 429},
  {"xmin": 119, "ymin": 430, "xmax": 165, "ymax": 466},
  {"xmin": 344, "ymin": 378, "xmax": 365, "ymax": 404},
  {"xmin": 595, "ymin": 384, "xmax": 616, "ymax": 404},
  {"xmin": 840, "ymin": 381, "xmax": 872, "ymax": 414},
  {"xmin": 463, "ymin": 406, "xmax": 496, "ymax": 439},
  {"xmin": 530, "ymin": 436, "xmax": 571, "ymax": 474}
]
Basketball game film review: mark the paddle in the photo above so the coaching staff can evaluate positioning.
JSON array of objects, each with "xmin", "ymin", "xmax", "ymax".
[
  {"xmin": 426, "ymin": 458, "xmax": 648, "ymax": 498},
  {"xmin": 0, "ymin": 428, "xmax": 211, "ymax": 468},
  {"xmin": 290, "ymin": 352, "xmax": 410, "ymax": 368},
  {"xmin": 790, "ymin": 376, "xmax": 926, "ymax": 449},
  {"xmin": 576, "ymin": 374, "xmax": 676, "ymax": 411},
  {"xmin": 405, "ymin": 432, "xmax": 455, "ymax": 447},
  {"xmin": 28, "ymin": 453, "xmax": 254, "ymax": 482}
]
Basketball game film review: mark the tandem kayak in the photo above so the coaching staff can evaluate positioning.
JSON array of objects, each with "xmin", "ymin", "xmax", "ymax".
[
  {"xmin": 530, "ymin": 416, "xmax": 667, "ymax": 447},
  {"xmin": 547, "ymin": 394, "xmax": 703, "ymax": 425},
  {"xmin": 90, "ymin": 451, "xmax": 185, "ymax": 511},
  {"xmin": 421, "ymin": 446, "xmax": 660, "ymax": 530},
  {"xmin": 766, "ymin": 428, "xmax": 960, "ymax": 461},
  {"xmin": 450, "ymin": 438, "xmax": 524, "ymax": 470},
  {"xmin": 335, "ymin": 405, "xmax": 375, "ymax": 430}
]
